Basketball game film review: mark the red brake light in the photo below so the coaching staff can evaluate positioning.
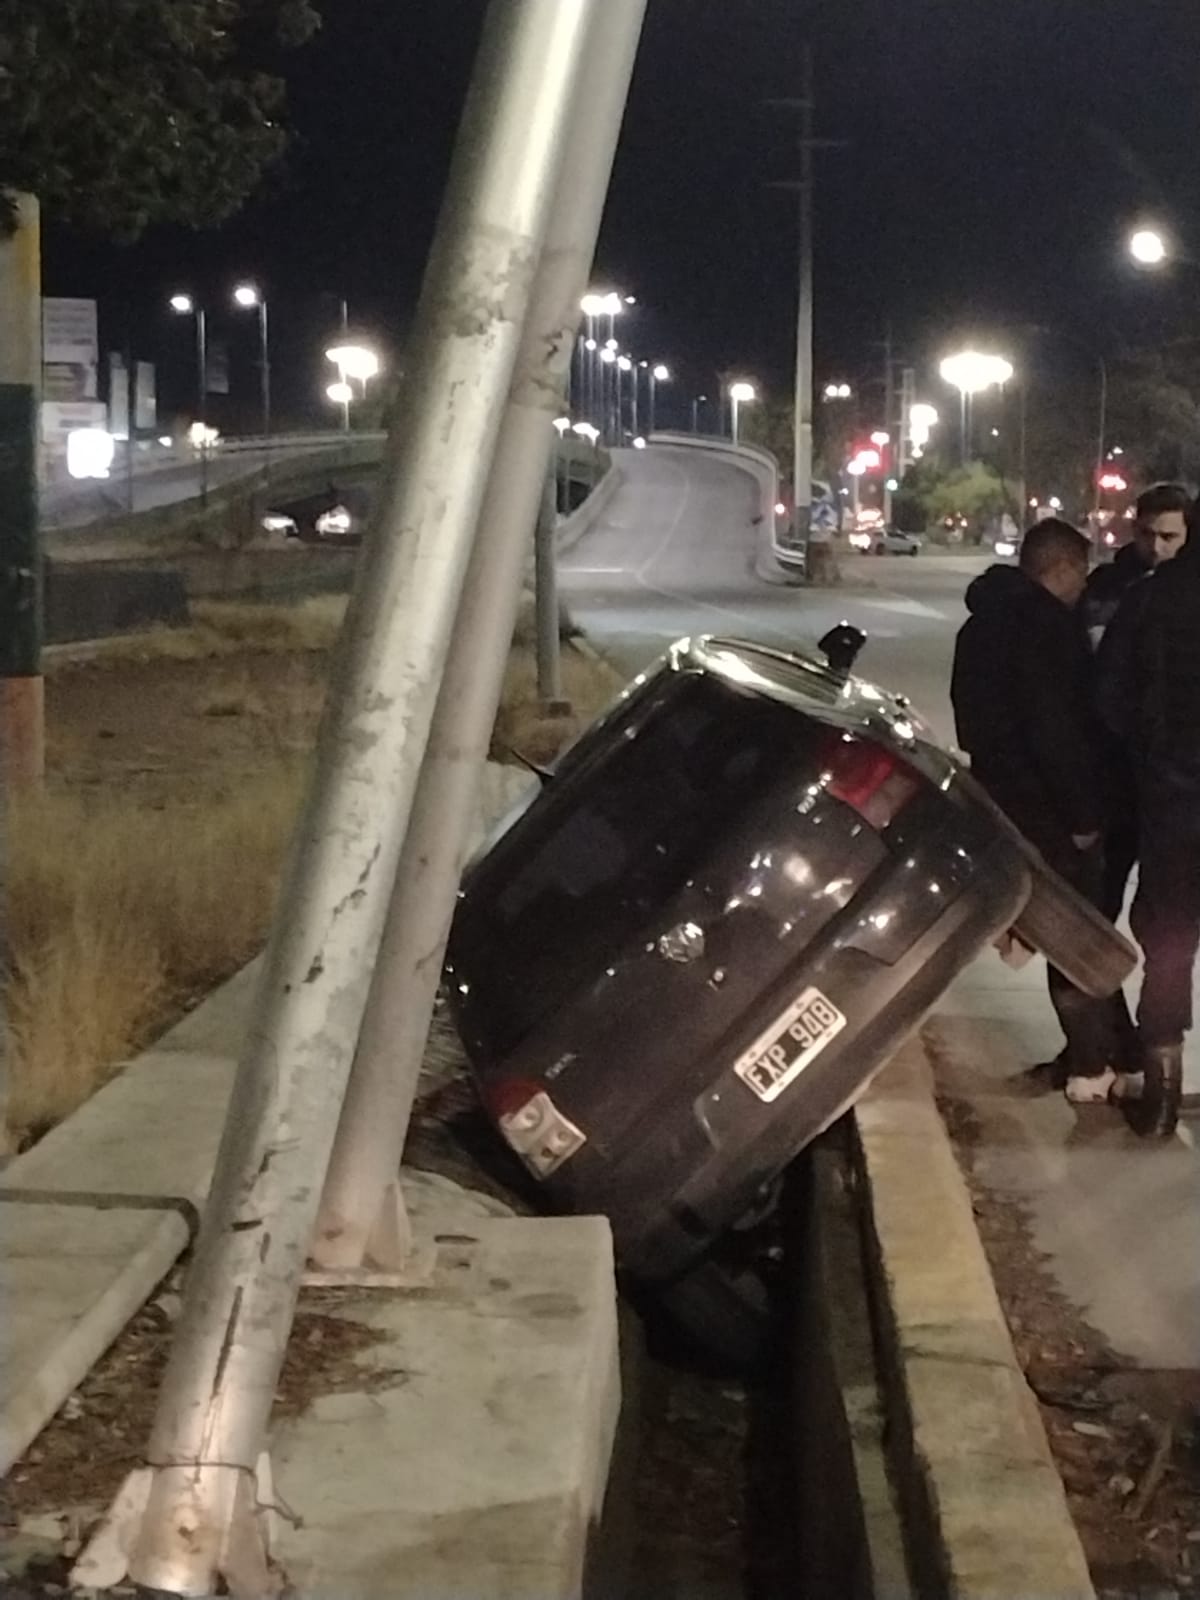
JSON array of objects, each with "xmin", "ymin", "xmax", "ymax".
[
  {"xmin": 820, "ymin": 733, "xmax": 920, "ymax": 828},
  {"xmin": 480, "ymin": 1077, "xmax": 543, "ymax": 1122}
]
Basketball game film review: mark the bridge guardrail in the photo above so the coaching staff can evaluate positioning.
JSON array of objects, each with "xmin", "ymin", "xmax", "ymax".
[{"xmin": 647, "ymin": 431, "xmax": 804, "ymax": 580}]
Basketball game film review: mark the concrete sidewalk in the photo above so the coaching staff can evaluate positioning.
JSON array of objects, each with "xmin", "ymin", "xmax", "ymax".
[
  {"xmin": 931, "ymin": 937, "xmax": 1200, "ymax": 1371},
  {"xmin": 2, "ymin": 764, "xmax": 625, "ymax": 1597}
]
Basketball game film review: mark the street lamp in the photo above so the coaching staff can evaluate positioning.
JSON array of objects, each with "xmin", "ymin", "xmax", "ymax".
[
  {"xmin": 326, "ymin": 379, "xmax": 353, "ymax": 431},
  {"xmin": 232, "ymin": 282, "xmax": 270, "ymax": 444},
  {"xmin": 648, "ymin": 363, "xmax": 670, "ymax": 434},
  {"xmin": 823, "ymin": 382, "xmax": 852, "ymax": 401},
  {"xmin": 729, "ymin": 380, "xmax": 757, "ymax": 445},
  {"xmin": 324, "ymin": 343, "xmax": 381, "ymax": 434},
  {"xmin": 616, "ymin": 355, "xmax": 634, "ymax": 439},
  {"xmin": 169, "ymin": 293, "xmax": 208, "ymax": 426},
  {"xmin": 691, "ymin": 394, "xmax": 709, "ymax": 434},
  {"xmin": 939, "ymin": 350, "xmax": 1014, "ymax": 465},
  {"xmin": 909, "ymin": 402, "xmax": 939, "ymax": 458},
  {"xmin": 1129, "ymin": 227, "xmax": 1169, "ymax": 267}
]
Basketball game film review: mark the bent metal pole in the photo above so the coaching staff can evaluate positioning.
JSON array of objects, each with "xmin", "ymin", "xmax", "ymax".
[
  {"xmin": 122, "ymin": 5, "xmax": 598, "ymax": 1593},
  {"xmin": 312, "ymin": 0, "xmax": 647, "ymax": 1271}
]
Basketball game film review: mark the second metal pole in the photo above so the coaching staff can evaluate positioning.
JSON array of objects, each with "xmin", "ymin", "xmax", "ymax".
[{"xmin": 312, "ymin": 0, "xmax": 645, "ymax": 1274}]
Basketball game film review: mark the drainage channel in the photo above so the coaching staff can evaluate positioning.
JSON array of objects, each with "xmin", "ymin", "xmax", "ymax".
[{"xmin": 600, "ymin": 1129, "xmax": 912, "ymax": 1600}]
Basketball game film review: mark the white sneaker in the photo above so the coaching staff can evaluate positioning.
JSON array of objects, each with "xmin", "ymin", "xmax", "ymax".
[{"xmin": 1064, "ymin": 1067, "xmax": 1118, "ymax": 1105}]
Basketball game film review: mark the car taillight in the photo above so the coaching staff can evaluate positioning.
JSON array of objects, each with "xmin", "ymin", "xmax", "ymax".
[{"xmin": 819, "ymin": 733, "xmax": 920, "ymax": 829}]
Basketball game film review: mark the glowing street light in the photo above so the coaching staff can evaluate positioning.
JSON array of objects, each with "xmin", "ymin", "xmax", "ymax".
[
  {"xmin": 1129, "ymin": 227, "xmax": 1168, "ymax": 267},
  {"xmin": 580, "ymin": 291, "xmax": 625, "ymax": 319},
  {"xmin": 823, "ymin": 382, "xmax": 853, "ymax": 401},
  {"xmin": 232, "ymin": 282, "xmax": 270, "ymax": 442},
  {"xmin": 326, "ymin": 379, "xmax": 353, "ymax": 430},
  {"xmin": 909, "ymin": 401, "xmax": 939, "ymax": 457},
  {"xmin": 66, "ymin": 428, "xmax": 115, "ymax": 481},
  {"xmin": 648, "ymin": 363, "xmax": 670, "ymax": 432},
  {"xmin": 572, "ymin": 421, "xmax": 600, "ymax": 444},
  {"xmin": 169, "ymin": 292, "xmax": 208, "ymax": 430},
  {"xmin": 939, "ymin": 350, "xmax": 1014, "ymax": 464},
  {"xmin": 325, "ymin": 344, "xmax": 381, "ymax": 385},
  {"xmin": 729, "ymin": 380, "xmax": 758, "ymax": 445}
]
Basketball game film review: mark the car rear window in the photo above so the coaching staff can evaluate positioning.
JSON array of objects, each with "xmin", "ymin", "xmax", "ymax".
[{"xmin": 454, "ymin": 670, "xmax": 824, "ymax": 1056}]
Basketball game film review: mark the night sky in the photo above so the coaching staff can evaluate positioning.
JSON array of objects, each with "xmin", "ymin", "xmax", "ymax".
[{"xmin": 44, "ymin": 0, "xmax": 1200, "ymax": 431}]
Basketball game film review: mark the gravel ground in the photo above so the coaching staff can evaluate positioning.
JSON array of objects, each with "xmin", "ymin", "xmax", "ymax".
[{"xmin": 940, "ymin": 1091, "xmax": 1200, "ymax": 1597}]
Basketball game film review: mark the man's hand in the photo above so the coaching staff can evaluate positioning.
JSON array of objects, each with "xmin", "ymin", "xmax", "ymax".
[{"xmin": 1072, "ymin": 831, "xmax": 1101, "ymax": 851}]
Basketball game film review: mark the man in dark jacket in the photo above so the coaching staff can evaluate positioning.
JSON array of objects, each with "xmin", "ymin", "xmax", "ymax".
[
  {"xmin": 952, "ymin": 518, "xmax": 1129, "ymax": 1103},
  {"xmin": 1083, "ymin": 482, "xmax": 1190, "ymax": 648},
  {"xmin": 1083, "ymin": 483, "xmax": 1191, "ymax": 926},
  {"xmin": 1098, "ymin": 518, "xmax": 1200, "ymax": 1136}
]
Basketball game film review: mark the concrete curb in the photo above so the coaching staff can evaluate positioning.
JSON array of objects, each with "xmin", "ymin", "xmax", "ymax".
[
  {"xmin": 852, "ymin": 1039, "xmax": 1096, "ymax": 1600},
  {"xmin": 0, "ymin": 766, "xmax": 538, "ymax": 1481}
]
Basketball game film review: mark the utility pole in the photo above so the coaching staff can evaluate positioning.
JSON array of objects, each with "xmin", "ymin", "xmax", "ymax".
[
  {"xmin": 83, "ymin": 5, "xmax": 605, "ymax": 1594},
  {"xmin": 0, "ymin": 193, "xmax": 43, "ymax": 789},
  {"xmin": 768, "ymin": 49, "xmax": 845, "ymax": 579},
  {"xmin": 795, "ymin": 46, "xmax": 815, "ymax": 562},
  {"xmin": 883, "ymin": 324, "xmax": 895, "ymax": 526}
]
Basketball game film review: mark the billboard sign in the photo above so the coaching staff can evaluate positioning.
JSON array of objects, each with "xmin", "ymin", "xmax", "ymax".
[{"xmin": 42, "ymin": 297, "xmax": 99, "ymax": 401}]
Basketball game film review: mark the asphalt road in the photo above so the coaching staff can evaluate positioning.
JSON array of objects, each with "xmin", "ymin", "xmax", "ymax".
[
  {"xmin": 564, "ymin": 442, "xmax": 1199, "ymax": 1370},
  {"xmin": 562, "ymin": 443, "xmax": 976, "ymax": 745}
]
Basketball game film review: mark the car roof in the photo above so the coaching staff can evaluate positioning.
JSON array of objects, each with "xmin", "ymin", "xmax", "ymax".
[{"xmin": 669, "ymin": 635, "xmax": 957, "ymax": 787}]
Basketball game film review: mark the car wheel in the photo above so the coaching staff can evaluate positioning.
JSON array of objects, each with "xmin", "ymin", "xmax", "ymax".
[
  {"xmin": 648, "ymin": 1254, "xmax": 775, "ymax": 1374},
  {"xmin": 909, "ymin": 546, "xmax": 919, "ymax": 556},
  {"xmin": 1011, "ymin": 857, "xmax": 1136, "ymax": 999},
  {"xmin": 874, "ymin": 544, "xmax": 885, "ymax": 556}
]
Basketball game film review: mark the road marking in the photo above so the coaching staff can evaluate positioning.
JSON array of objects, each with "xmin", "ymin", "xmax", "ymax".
[
  {"xmin": 568, "ymin": 566, "xmax": 628, "ymax": 575},
  {"xmin": 862, "ymin": 596, "xmax": 950, "ymax": 621}
]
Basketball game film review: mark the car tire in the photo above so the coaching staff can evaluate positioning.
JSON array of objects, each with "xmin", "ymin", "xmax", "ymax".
[
  {"xmin": 909, "ymin": 547, "xmax": 919, "ymax": 556},
  {"xmin": 649, "ymin": 1255, "xmax": 774, "ymax": 1374},
  {"xmin": 1012, "ymin": 858, "xmax": 1135, "ymax": 999}
]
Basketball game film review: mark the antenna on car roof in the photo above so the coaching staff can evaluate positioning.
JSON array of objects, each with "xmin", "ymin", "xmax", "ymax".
[{"xmin": 818, "ymin": 621, "xmax": 867, "ymax": 678}]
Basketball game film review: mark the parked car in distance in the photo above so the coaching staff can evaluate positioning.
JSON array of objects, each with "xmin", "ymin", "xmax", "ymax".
[
  {"xmin": 446, "ymin": 632, "xmax": 1135, "ymax": 1361},
  {"xmin": 874, "ymin": 529, "xmax": 922, "ymax": 556}
]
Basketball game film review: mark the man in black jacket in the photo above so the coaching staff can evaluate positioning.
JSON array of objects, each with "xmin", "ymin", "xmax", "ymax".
[
  {"xmin": 1098, "ymin": 518, "xmax": 1200, "ymax": 1136},
  {"xmin": 1083, "ymin": 482, "xmax": 1190, "ymax": 648},
  {"xmin": 952, "ymin": 519, "xmax": 1130, "ymax": 1103},
  {"xmin": 1084, "ymin": 483, "xmax": 1191, "ymax": 925}
]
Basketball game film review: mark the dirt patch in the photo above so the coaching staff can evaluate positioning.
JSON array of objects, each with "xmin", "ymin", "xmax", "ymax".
[{"xmin": 938, "ymin": 1091, "xmax": 1200, "ymax": 1597}]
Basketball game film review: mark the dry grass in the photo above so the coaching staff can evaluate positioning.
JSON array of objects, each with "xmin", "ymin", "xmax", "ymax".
[
  {"xmin": 4, "ymin": 592, "xmax": 621, "ymax": 1147},
  {"xmin": 3, "ymin": 764, "xmax": 306, "ymax": 1140},
  {"xmin": 494, "ymin": 640, "xmax": 623, "ymax": 767},
  {"xmin": 45, "ymin": 595, "xmax": 349, "ymax": 671}
]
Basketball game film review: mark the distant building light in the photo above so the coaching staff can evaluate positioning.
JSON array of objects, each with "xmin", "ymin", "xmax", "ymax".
[{"xmin": 67, "ymin": 428, "xmax": 115, "ymax": 480}]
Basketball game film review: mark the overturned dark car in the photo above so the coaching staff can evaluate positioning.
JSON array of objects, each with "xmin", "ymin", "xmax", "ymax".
[{"xmin": 445, "ymin": 632, "xmax": 1134, "ymax": 1353}]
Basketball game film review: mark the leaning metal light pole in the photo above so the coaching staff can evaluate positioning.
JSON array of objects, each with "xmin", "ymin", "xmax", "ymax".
[
  {"xmin": 312, "ymin": 0, "xmax": 646, "ymax": 1274},
  {"xmin": 99, "ymin": 5, "xmax": 599, "ymax": 1593}
]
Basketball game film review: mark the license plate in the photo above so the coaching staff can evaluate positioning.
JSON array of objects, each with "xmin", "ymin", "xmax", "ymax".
[{"xmin": 733, "ymin": 987, "xmax": 847, "ymax": 1103}]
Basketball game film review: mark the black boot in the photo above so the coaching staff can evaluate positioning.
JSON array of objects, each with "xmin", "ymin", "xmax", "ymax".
[{"xmin": 1125, "ymin": 1043, "xmax": 1183, "ymax": 1139}]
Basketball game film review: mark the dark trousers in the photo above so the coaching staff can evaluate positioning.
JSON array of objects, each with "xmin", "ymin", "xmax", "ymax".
[
  {"xmin": 1131, "ymin": 819, "xmax": 1200, "ymax": 1047},
  {"xmin": 1044, "ymin": 839, "xmax": 1136, "ymax": 1074},
  {"xmin": 1101, "ymin": 818, "xmax": 1139, "ymax": 924}
]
